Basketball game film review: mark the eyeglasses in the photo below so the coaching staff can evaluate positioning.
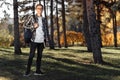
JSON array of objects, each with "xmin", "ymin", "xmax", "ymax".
[{"xmin": 36, "ymin": 8, "xmax": 43, "ymax": 10}]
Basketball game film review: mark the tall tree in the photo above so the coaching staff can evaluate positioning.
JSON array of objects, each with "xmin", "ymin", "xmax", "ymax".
[
  {"xmin": 50, "ymin": 0, "xmax": 55, "ymax": 49},
  {"xmin": 112, "ymin": 0, "xmax": 117, "ymax": 47},
  {"xmin": 56, "ymin": 0, "xmax": 61, "ymax": 48},
  {"xmin": 33, "ymin": 0, "xmax": 35, "ymax": 16},
  {"xmin": 39, "ymin": 0, "xmax": 41, "ymax": 4},
  {"xmin": 43, "ymin": 0, "xmax": 51, "ymax": 48},
  {"xmin": 62, "ymin": 0, "xmax": 68, "ymax": 48},
  {"xmin": 86, "ymin": 0, "xmax": 103, "ymax": 64},
  {"xmin": 96, "ymin": 0, "xmax": 102, "ymax": 47},
  {"xmin": 112, "ymin": 11, "xmax": 117, "ymax": 47},
  {"xmin": 13, "ymin": 0, "xmax": 22, "ymax": 54},
  {"xmin": 82, "ymin": 0, "xmax": 92, "ymax": 52}
]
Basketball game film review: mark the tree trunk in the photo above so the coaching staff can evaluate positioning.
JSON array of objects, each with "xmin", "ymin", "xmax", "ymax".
[
  {"xmin": 13, "ymin": 0, "xmax": 21, "ymax": 54},
  {"xmin": 56, "ymin": 0, "xmax": 61, "ymax": 48},
  {"xmin": 43, "ymin": 0, "xmax": 51, "ymax": 48},
  {"xmin": 39, "ymin": 0, "xmax": 41, "ymax": 4},
  {"xmin": 112, "ymin": 0, "xmax": 117, "ymax": 47},
  {"xmin": 50, "ymin": 0, "xmax": 55, "ymax": 49},
  {"xmin": 86, "ymin": 0, "xmax": 103, "ymax": 64},
  {"xmin": 82, "ymin": 0, "xmax": 92, "ymax": 52},
  {"xmin": 112, "ymin": 11, "xmax": 117, "ymax": 47},
  {"xmin": 33, "ymin": 0, "xmax": 35, "ymax": 16},
  {"xmin": 62, "ymin": 0, "xmax": 68, "ymax": 48},
  {"xmin": 96, "ymin": 0, "xmax": 102, "ymax": 47}
]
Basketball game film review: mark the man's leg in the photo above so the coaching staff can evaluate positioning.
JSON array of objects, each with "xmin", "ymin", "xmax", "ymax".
[
  {"xmin": 36, "ymin": 43, "xmax": 44, "ymax": 72},
  {"xmin": 26, "ymin": 42, "xmax": 37, "ymax": 74}
]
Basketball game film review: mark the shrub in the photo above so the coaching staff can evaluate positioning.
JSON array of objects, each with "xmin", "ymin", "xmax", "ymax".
[
  {"xmin": 60, "ymin": 31, "xmax": 85, "ymax": 46},
  {"xmin": 102, "ymin": 32, "xmax": 120, "ymax": 46},
  {"xmin": 0, "ymin": 29, "xmax": 14, "ymax": 47}
]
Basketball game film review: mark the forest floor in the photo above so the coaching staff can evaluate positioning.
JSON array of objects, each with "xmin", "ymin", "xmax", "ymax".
[{"xmin": 0, "ymin": 46, "xmax": 120, "ymax": 80}]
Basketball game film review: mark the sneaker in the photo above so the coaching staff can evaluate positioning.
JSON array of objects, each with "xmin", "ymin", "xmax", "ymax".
[
  {"xmin": 34, "ymin": 71, "xmax": 44, "ymax": 76},
  {"xmin": 23, "ymin": 72, "xmax": 31, "ymax": 77}
]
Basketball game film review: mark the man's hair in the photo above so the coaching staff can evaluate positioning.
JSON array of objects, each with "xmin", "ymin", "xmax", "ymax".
[{"xmin": 35, "ymin": 4, "xmax": 43, "ymax": 9}]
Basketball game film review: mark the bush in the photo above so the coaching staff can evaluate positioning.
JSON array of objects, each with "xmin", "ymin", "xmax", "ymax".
[
  {"xmin": 60, "ymin": 31, "xmax": 85, "ymax": 46},
  {"xmin": 102, "ymin": 32, "xmax": 120, "ymax": 46},
  {"xmin": 0, "ymin": 29, "xmax": 14, "ymax": 47}
]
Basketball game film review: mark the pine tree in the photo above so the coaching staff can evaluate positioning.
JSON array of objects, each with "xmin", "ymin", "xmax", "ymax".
[
  {"xmin": 50, "ymin": 0, "xmax": 55, "ymax": 49},
  {"xmin": 13, "ymin": 0, "xmax": 22, "ymax": 54},
  {"xmin": 82, "ymin": 0, "xmax": 92, "ymax": 52},
  {"xmin": 62, "ymin": 0, "xmax": 68, "ymax": 48},
  {"xmin": 86, "ymin": 0, "xmax": 103, "ymax": 64}
]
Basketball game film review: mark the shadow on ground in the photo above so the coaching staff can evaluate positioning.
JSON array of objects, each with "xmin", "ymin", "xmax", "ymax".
[{"xmin": 0, "ymin": 47, "xmax": 120, "ymax": 80}]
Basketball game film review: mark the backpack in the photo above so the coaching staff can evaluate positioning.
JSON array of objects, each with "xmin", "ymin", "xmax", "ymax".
[
  {"xmin": 24, "ymin": 28, "xmax": 32, "ymax": 43},
  {"xmin": 23, "ymin": 15, "xmax": 35, "ymax": 43}
]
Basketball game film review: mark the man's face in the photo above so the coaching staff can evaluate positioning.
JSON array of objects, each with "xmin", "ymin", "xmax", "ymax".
[{"xmin": 36, "ymin": 5, "xmax": 43, "ymax": 15}]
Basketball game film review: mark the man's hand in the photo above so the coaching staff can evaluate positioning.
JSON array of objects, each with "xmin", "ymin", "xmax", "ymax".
[{"xmin": 34, "ymin": 23, "xmax": 39, "ymax": 29}]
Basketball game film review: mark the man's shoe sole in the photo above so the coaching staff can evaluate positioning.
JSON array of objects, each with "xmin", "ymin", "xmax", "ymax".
[
  {"xmin": 23, "ymin": 74, "xmax": 31, "ymax": 77},
  {"xmin": 34, "ymin": 73, "xmax": 43, "ymax": 76}
]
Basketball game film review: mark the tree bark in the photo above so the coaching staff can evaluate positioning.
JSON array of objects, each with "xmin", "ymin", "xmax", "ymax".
[
  {"xmin": 56, "ymin": 0, "xmax": 61, "ymax": 48},
  {"xmin": 13, "ymin": 0, "xmax": 22, "ymax": 54},
  {"xmin": 82, "ymin": 0, "xmax": 92, "ymax": 52},
  {"xmin": 112, "ymin": 11, "xmax": 117, "ymax": 47},
  {"xmin": 39, "ymin": 0, "xmax": 41, "ymax": 4},
  {"xmin": 86, "ymin": 0, "xmax": 103, "ymax": 64},
  {"xmin": 43, "ymin": 0, "xmax": 51, "ymax": 48},
  {"xmin": 33, "ymin": 0, "xmax": 35, "ymax": 18},
  {"xmin": 62, "ymin": 0, "xmax": 68, "ymax": 48},
  {"xmin": 96, "ymin": 0, "xmax": 102, "ymax": 47},
  {"xmin": 50, "ymin": 0, "xmax": 55, "ymax": 49}
]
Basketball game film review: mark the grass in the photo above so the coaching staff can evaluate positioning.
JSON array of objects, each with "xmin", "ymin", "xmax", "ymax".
[{"xmin": 0, "ymin": 46, "xmax": 120, "ymax": 80}]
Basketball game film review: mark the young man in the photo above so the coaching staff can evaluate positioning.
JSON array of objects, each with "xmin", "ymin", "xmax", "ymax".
[{"xmin": 24, "ymin": 4, "xmax": 47, "ymax": 76}]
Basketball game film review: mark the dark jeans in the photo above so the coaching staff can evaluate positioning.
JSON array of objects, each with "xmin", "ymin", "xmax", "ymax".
[{"xmin": 26, "ymin": 42, "xmax": 44, "ymax": 73}]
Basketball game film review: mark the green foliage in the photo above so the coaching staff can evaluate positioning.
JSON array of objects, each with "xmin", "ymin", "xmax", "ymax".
[{"xmin": 0, "ymin": 29, "xmax": 14, "ymax": 47}]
